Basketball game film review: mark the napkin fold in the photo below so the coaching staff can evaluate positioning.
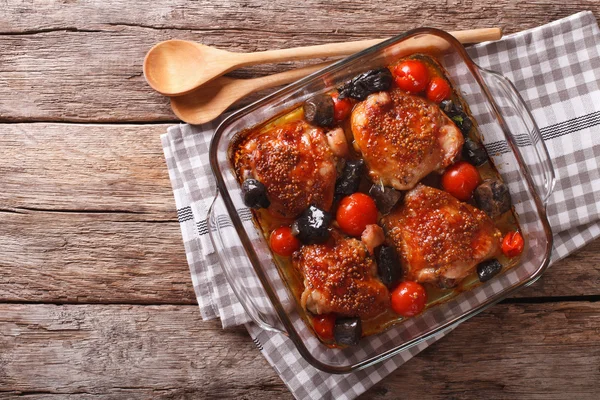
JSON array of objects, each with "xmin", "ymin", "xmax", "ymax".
[{"xmin": 161, "ymin": 11, "xmax": 600, "ymax": 400}]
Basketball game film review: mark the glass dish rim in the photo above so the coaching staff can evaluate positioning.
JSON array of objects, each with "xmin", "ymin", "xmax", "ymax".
[{"xmin": 208, "ymin": 27, "xmax": 554, "ymax": 373}]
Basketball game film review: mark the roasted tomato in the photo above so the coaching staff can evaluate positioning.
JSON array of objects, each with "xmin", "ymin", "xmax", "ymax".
[
  {"xmin": 331, "ymin": 91, "xmax": 353, "ymax": 121},
  {"xmin": 336, "ymin": 193, "xmax": 379, "ymax": 236},
  {"xmin": 391, "ymin": 281, "xmax": 427, "ymax": 317},
  {"xmin": 427, "ymin": 77, "xmax": 452, "ymax": 103},
  {"xmin": 441, "ymin": 161, "xmax": 481, "ymax": 201},
  {"xmin": 502, "ymin": 231, "xmax": 524, "ymax": 257},
  {"xmin": 270, "ymin": 226, "xmax": 301, "ymax": 256},
  {"xmin": 313, "ymin": 313, "xmax": 335, "ymax": 341},
  {"xmin": 392, "ymin": 60, "xmax": 429, "ymax": 93}
]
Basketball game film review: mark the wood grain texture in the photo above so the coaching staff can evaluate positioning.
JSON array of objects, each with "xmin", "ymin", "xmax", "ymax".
[
  {"xmin": 0, "ymin": 123, "xmax": 174, "ymax": 214},
  {"xmin": 1, "ymin": 2, "xmax": 600, "ymax": 399},
  {"xmin": 1, "ymin": 123, "xmax": 599, "ymax": 303},
  {"xmin": 0, "ymin": 304, "xmax": 288, "ymax": 399},
  {"xmin": 0, "ymin": 211, "xmax": 194, "ymax": 304},
  {"xmin": 0, "ymin": 302, "xmax": 598, "ymax": 399},
  {"xmin": 0, "ymin": 205, "xmax": 598, "ymax": 304},
  {"xmin": 0, "ymin": 1, "xmax": 599, "ymax": 122}
]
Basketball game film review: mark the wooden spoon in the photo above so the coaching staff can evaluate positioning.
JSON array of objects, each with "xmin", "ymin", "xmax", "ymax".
[
  {"xmin": 170, "ymin": 62, "xmax": 330, "ymax": 125},
  {"xmin": 145, "ymin": 28, "xmax": 501, "ymax": 96},
  {"xmin": 170, "ymin": 28, "xmax": 503, "ymax": 125}
]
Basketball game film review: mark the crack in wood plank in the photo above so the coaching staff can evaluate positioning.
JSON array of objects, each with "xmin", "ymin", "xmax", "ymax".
[
  {"xmin": 105, "ymin": 22, "xmax": 293, "ymax": 35},
  {"xmin": 0, "ymin": 207, "xmax": 148, "ymax": 215},
  {"xmin": 0, "ymin": 28, "xmax": 105, "ymax": 36}
]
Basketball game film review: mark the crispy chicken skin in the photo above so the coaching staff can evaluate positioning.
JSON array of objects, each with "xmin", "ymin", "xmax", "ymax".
[
  {"xmin": 382, "ymin": 185, "xmax": 502, "ymax": 287},
  {"xmin": 351, "ymin": 88, "xmax": 463, "ymax": 190},
  {"xmin": 293, "ymin": 231, "xmax": 390, "ymax": 319},
  {"xmin": 235, "ymin": 120, "xmax": 337, "ymax": 218}
]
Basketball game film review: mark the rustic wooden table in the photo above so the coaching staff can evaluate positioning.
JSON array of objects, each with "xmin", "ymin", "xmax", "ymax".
[{"xmin": 2, "ymin": 1, "xmax": 600, "ymax": 399}]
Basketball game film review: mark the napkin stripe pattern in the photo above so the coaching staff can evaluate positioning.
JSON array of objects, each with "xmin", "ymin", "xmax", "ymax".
[
  {"xmin": 162, "ymin": 11, "xmax": 600, "ymax": 400},
  {"xmin": 486, "ymin": 110, "xmax": 600, "ymax": 155},
  {"xmin": 542, "ymin": 110, "xmax": 600, "ymax": 138}
]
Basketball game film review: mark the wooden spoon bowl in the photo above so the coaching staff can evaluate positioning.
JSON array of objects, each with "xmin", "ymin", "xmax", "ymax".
[{"xmin": 144, "ymin": 41, "xmax": 238, "ymax": 97}]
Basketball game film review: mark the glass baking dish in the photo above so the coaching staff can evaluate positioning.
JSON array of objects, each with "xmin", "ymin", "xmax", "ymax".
[{"xmin": 208, "ymin": 28, "xmax": 555, "ymax": 373}]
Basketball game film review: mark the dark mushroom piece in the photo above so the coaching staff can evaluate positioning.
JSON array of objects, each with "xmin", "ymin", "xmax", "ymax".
[
  {"xmin": 439, "ymin": 99, "xmax": 463, "ymax": 117},
  {"xmin": 462, "ymin": 138, "xmax": 488, "ymax": 166},
  {"xmin": 291, "ymin": 205, "xmax": 332, "ymax": 244},
  {"xmin": 334, "ymin": 317, "xmax": 362, "ymax": 346},
  {"xmin": 451, "ymin": 113, "xmax": 473, "ymax": 136},
  {"xmin": 439, "ymin": 100, "xmax": 472, "ymax": 135},
  {"xmin": 368, "ymin": 184, "xmax": 404, "ymax": 215},
  {"xmin": 303, "ymin": 94, "xmax": 335, "ymax": 128},
  {"xmin": 474, "ymin": 179, "xmax": 512, "ymax": 218},
  {"xmin": 439, "ymin": 277, "xmax": 458, "ymax": 289},
  {"xmin": 241, "ymin": 178, "xmax": 270, "ymax": 209},
  {"xmin": 439, "ymin": 99, "xmax": 456, "ymax": 116},
  {"xmin": 375, "ymin": 245, "xmax": 402, "ymax": 288},
  {"xmin": 337, "ymin": 68, "xmax": 393, "ymax": 101},
  {"xmin": 477, "ymin": 259, "xmax": 503, "ymax": 282},
  {"xmin": 334, "ymin": 159, "xmax": 365, "ymax": 200}
]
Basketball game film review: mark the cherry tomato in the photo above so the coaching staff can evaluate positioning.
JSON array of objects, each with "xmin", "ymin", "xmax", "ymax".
[
  {"xmin": 502, "ymin": 231, "xmax": 524, "ymax": 257},
  {"xmin": 391, "ymin": 281, "xmax": 427, "ymax": 317},
  {"xmin": 313, "ymin": 314, "xmax": 335, "ymax": 341},
  {"xmin": 336, "ymin": 193, "xmax": 378, "ymax": 236},
  {"xmin": 426, "ymin": 77, "xmax": 452, "ymax": 103},
  {"xmin": 441, "ymin": 161, "xmax": 481, "ymax": 201},
  {"xmin": 331, "ymin": 91, "xmax": 353, "ymax": 121},
  {"xmin": 270, "ymin": 226, "xmax": 301, "ymax": 257},
  {"xmin": 393, "ymin": 60, "xmax": 429, "ymax": 93}
]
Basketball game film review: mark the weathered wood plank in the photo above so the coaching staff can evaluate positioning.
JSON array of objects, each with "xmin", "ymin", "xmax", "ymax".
[
  {"xmin": 0, "ymin": 1, "xmax": 599, "ymax": 122},
  {"xmin": 0, "ymin": 211, "xmax": 195, "ymax": 304},
  {"xmin": 0, "ymin": 123, "xmax": 174, "ymax": 214},
  {"xmin": 0, "ymin": 302, "xmax": 598, "ymax": 399},
  {"xmin": 1, "ymin": 203, "xmax": 598, "ymax": 305},
  {"xmin": 1, "ymin": 207, "xmax": 599, "ymax": 303},
  {"xmin": 1, "ymin": 122, "xmax": 599, "ymax": 302},
  {"xmin": 0, "ymin": 304, "xmax": 289, "ymax": 399}
]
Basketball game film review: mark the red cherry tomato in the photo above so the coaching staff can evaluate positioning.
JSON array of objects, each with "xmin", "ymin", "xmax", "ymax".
[
  {"xmin": 331, "ymin": 91, "xmax": 353, "ymax": 121},
  {"xmin": 393, "ymin": 60, "xmax": 430, "ymax": 93},
  {"xmin": 336, "ymin": 193, "xmax": 378, "ymax": 236},
  {"xmin": 313, "ymin": 314, "xmax": 335, "ymax": 341},
  {"xmin": 502, "ymin": 231, "xmax": 524, "ymax": 257},
  {"xmin": 426, "ymin": 77, "xmax": 452, "ymax": 103},
  {"xmin": 270, "ymin": 226, "xmax": 301, "ymax": 257},
  {"xmin": 441, "ymin": 161, "xmax": 481, "ymax": 201},
  {"xmin": 391, "ymin": 281, "xmax": 427, "ymax": 317}
]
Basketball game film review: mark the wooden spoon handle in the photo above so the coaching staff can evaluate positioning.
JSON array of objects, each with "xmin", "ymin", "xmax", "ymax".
[
  {"xmin": 170, "ymin": 63, "xmax": 333, "ymax": 125},
  {"xmin": 237, "ymin": 28, "xmax": 501, "ymax": 65},
  {"xmin": 246, "ymin": 62, "xmax": 332, "ymax": 92}
]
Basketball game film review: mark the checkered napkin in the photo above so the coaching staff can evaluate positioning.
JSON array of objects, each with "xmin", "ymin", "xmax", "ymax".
[{"xmin": 161, "ymin": 11, "xmax": 600, "ymax": 400}]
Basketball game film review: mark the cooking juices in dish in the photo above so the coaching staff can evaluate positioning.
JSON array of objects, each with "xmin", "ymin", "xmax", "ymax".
[{"xmin": 232, "ymin": 54, "xmax": 522, "ymax": 347}]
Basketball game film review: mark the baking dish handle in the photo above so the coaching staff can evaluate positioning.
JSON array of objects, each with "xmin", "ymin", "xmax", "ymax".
[
  {"xmin": 478, "ymin": 68, "xmax": 556, "ymax": 206},
  {"xmin": 207, "ymin": 191, "xmax": 286, "ymax": 333}
]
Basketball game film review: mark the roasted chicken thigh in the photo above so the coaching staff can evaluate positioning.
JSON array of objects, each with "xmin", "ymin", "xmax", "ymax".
[
  {"xmin": 351, "ymin": 88, "xmax": 463, "ymax": 190},
  {"xmin": 235, "ymin": 120, "xmax": 337, "ymax": 218},
  {"xmin": 293, "ymin": 231, "xmax": 390, "ymax": 319},
  {"xmin": 382, "ymin": 185, "xmax": 502, "ymax": 288}
]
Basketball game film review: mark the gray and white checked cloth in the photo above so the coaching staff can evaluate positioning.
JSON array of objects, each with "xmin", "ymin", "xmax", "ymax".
[{"xmin": 161, "ymin": 11, "xmax": 600, "ymax": 400}]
